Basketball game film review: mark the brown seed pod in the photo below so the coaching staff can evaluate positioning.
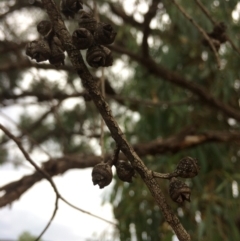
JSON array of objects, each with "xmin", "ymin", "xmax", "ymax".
[
  {"xmin": 169, "ymin": 177, "xmax": 191, "ymax": 204},
  {"xmin": 37, "ymin": 20, "xmax": 65, "ymax": 53},
  {"xmin": 174, "ymin": 156, "xmax": 200, "ymax": 178},
  {"xmin": 211, "ymin": 22, "xmax": 227, "ymax": 43},
  {"xmin": 86, "ymin": 45, "xmax": 113, "ymax": 68},
  {"xmin": 78, "ymin": 11, "xmax": 97, "ymax": 33},
  {"xmin": 202, "ymin": 22, "xmax": 227, "ymax": 51},
  {"xmin": 115, "ymin": 160, "xmax": 135, "ymax": 183},
  {"xmin": 48, "ymin": 36, "xmax": 65, "ymax": 66},
  {"xmin": 94, "ymin": 23, "xmax": 117, "ymax": 45},
  {"xmin": 25, "ymin": 39, "xmax": 51, "ymax": 63},
  {"xmin": 60, "ymin": 0, "xmax": 83, "ymax": 19},
  {"xmin": 49, "ymin": 43, "xmax": 65, "ymax": 67},
  {"xmin": 52, "ymin": 36, "xmax": 65, "ymax": 52},
  {"xmin": 101, "ymin": 46, "xmax": 113, "ymax": 67},
  {"xmin": 92, "ymin": 162, "xmax": 113, "ymax": 189},
  {"xmin": 37, "ymin": 20, "xmax": 53, "ymax": 38},
  {"xmin": 72, "ymin": 28, "xmax": 94, "ymax": 50}
]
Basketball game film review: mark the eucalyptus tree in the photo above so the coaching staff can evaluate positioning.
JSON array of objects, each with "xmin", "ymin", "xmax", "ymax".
[{"xmin": 0, "ymin": 0, "xmax": 240, "ymax": 241}]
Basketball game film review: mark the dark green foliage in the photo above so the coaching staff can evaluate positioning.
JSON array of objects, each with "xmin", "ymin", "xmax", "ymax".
[
  {"xmin": 104, "ymin": 1, "xmax": 240, "ymax": 240},
  {"xmin": 18, "ymin": 231, "xmax": 42, "ymax": 241}
]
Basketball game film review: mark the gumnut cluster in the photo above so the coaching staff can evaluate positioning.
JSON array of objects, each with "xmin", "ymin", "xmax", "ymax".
[
  {"xmin": 202, "ymin": 22, "xmax": 227, "ymax": 51},
  {"xmin": 167, "ymin": 156, "xmax": 199, "ymax": 204},
  {"xmin": 25, "ymin": 0, "xmax": 116, "ymax": 69},
  {"xmin": 60, "ymin": 0, "xmax": 83, "ymax": 19},
  {"xmin": 173, "ymin": 156, "xmax": 199, "ymax": 178},
  {"xmin": 26, "ymin": 20, "xmax": 65, "ymax": 67},
  {"xmin": 72, "ymin": 10, "xmax": 116, "ymax": 68},
  {"xmin": 114, "ymin": 159, "xmax": 135, "ymax": 183},
  {"xmin": 92, "ymin": 162, "xmax": 113, "ymax": 189},
  {"xmin": 169, "ymin": 177, "xmax": 191, "ymax": 204},
  {"xmin": 92, "ymin": 148, "xmax": 135, "ymax": 189}
]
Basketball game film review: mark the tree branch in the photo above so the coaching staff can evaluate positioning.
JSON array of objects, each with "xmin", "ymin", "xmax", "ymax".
[
  {"xmin": 141, "ymin": 0, "xmax": 160, "ymax": 57},
  {"xmin": 25, "ymin": 1, "xmax": 192, "ymax": 239},
  {"xmin": 35, "ymin": 196, "xmax": 59, "ymax": 241},
  {"xmin": 109, "ymin": 3, "xmax": 142, "ymax": 29},
  {"xmin": 194, "ymin": 0, "xmax": 240, "ymax": 56},
  {"xmin": 0, "ymin": 126, "xmax": 115, "ymax": 228},
  {"xmin": 0, "ymin": 58, "xmax": 75, "ymax": 72},
  {"xmin": 171, "ymin": 0, "xmax": 221, "ymax": 69},
  {"xmin": 1, "ymin": 128, "xmax": 240, "ymax": 208},
  {"xmin": 110, "ymin": 44, "xmax": 240, "ymax": 121}
]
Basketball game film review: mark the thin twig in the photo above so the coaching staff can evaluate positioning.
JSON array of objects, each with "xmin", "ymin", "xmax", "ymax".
[
  {"xmin": 225, "ymin": 36, "xmax": 240, "ymax": 56},
  {"xmin": 110, "ymin": 95, "xmax": 193, "ymax": 108},
  {"xmin": 108, "ymin": 145, "xmax": 120, "ymax": 166},
  {"xmin": 0, "ymin": 123, "xmax": 58, "ymax": 193},
  {"xmin": 0, "ymin": 123, "xmax": 61, "ymax": 240},
  {"xmin": 194, "ymin": 0, "xmax": 216, "ymax": 25},
  {"xmin": 93, "ymin": 1, "xmax": 99, "ymax": 22},
  {"xmin": 60, "ymin": 196, "xmax": 117, "ymax": 226},
  {"xmin": 194, "ymin": 0, "xmax": 240, "ymax": 56},
  {"xmin": 152, "ymin": 171, "xmax": 176, "ymax": 179},
  {"xmin": 171, "ymin": 0, "xmax": 221, "ymax": 69},
  {"xmin": 0, "ymin": 110, "xmax": 52, "ymax": 158},
  {"xmin": 0, "ymin": 89, "xmax": 192, "ymax": 109},
  {"xmin": 51, "ymin": 101, "xmax": 69, "ymax": 153},
  {"xmin": 110, "ymin": 44, "xmax": 240, "ymax": 121},
  {"xmin": 94, "ymin": 0, "xmax": 106, "ymax": 160},
  {"xmin": 100, "ymin": 68, "xmax": 106, "ymax": 159},
  {"xmin": 141, "ymin": 0, "xmax": 159, "ymax": 57},
  {"xmin": 0, "ymin": 123, "xmax": 116, "ymax": 230},
  {"xmin": 35, "ymin": 196, "xmax": 59, "ymax": 241}
]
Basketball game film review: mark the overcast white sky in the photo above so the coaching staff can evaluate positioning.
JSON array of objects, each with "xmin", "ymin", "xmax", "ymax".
[
  {"xmin": 0, "ymin": 162, "xmax": 116, "ymax": 241},
  {"xmin": 0, "ymin": 93, "xmax": 117, "ymax": 241}
]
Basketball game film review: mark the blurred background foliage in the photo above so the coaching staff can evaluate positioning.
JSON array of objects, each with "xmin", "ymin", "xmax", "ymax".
[
  {"xmin": 0, "ymin": 0, "xmax": 240, "ymax": 240},
  {"xmin": 18, "ymin": 231, "xmax": 42, "ymax": 241}
]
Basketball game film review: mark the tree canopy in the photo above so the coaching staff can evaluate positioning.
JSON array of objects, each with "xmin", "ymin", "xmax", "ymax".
[{"xmin": 0, "ymin": 0, "xmax": 240, "ymax": 241}]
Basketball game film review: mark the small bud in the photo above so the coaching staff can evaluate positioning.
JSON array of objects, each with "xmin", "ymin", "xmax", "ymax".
[
  {"xmin": 169, "ymin": 177, "xmax": 191, "ymax": 204},
  {"xmin": 212, "ymin": 22, "xmax": 227, "ymax": 39},
  {"xmin": 174, "ymin": 156, "xmax": 200, "ymax": 178},
  {"xmin": 100, "ymin": 46, "xmax": 113, "ymax": 67},
  {"xmin": 37, "ymin": 20, "xmax": 53, "ymax": 38},
  {"xmin": 25, "ymin": 40, "xmax": 51, "ymax": 62},
  {"xmin": 78, "ymin": 11, "xmax": 97, "ymax": 33},
  {"xmin": 60, "ymin": 0, "xmax": 83, "ymax": 19},
  {"xmin": 86, "ymin": 45, "xmax": 113, "ymax": 68},
  {"xmin": 72, "ymin": 28, "xmax": 94, "ymax": 50},
  {"xmin": 115, "ymin": 160, "xmax": 135, "ymax": 183},
  {"xmin": 92, "ymin": 162, "xmax": 113, "ymax": 189},
  {"xmin": 202, "ymin": 22, "xmax": 227, "ymax": 51},
  {"xmin": 94, "ymin": 23, "xmax": 117, "ymax": 45}
]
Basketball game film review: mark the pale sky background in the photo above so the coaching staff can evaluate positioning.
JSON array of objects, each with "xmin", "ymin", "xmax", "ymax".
[{"xmin": 0, "ymin": 161, "xmax": 116, "ymax": 241}]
